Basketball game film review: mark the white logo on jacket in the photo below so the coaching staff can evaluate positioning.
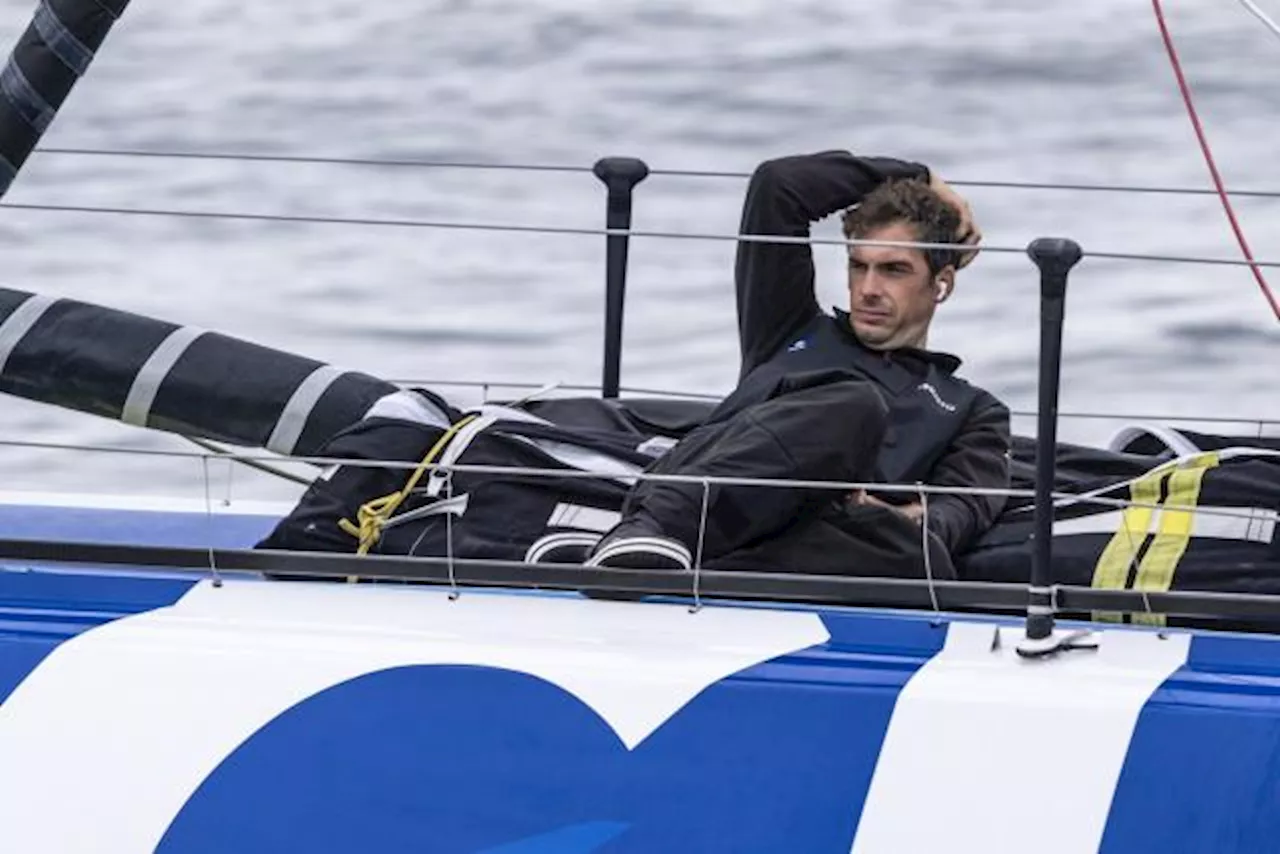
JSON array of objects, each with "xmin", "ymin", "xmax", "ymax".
[{"xmin": 917, "ymin": 382, "xmax": 958, "ymax": 413}]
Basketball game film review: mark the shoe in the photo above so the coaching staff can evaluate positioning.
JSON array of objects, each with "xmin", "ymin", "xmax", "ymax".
[
  {"xmin": 585, "ymin": 519, "xmax": 693, "ymax": 571},
  {"xmin": 524, "ymin": 531, "xmax": 602, "ymax": 564}
]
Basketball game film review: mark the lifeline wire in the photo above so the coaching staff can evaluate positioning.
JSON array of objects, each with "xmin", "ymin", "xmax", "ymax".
[
  {"xmin": 444, "ymin": 471, "xmax": 459, "ymax": 600},
  {"xmin": 31, "ymin": 145, "xmax": 1280, "ymax": 199},
  {"xmin": 5, "ymin": 198, "xmax": 1280, "ymax": 270},
  {"xmin": 1152, "ymin": 0, "xmax": 1280, "ymax": 320},
  {"xmin": 691, "ymin": 478, "xmax": 711, "ymax": 614},
  {"xmin": 201, "ymin": 454, "xmax": 223, "ymax": 588},
  {"xmin": 918, "ymin": 484, "xmax": 941, "ymax": 616},
  {"xmin": 393, "ymin": 378, "xmax": 1277, "ymax": 428},
  {"xmin": 185, "ymin": 435, "xmax": 315, "ymax": 486},
  {"xmin": 1, "ymin": 433, "xmax": 1274, "ymax": 520}
]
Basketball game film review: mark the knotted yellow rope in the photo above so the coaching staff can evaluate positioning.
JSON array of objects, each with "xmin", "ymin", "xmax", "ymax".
[{"xmin": 338, "ymin": 414, "xmax": 478, "ymax": 563}]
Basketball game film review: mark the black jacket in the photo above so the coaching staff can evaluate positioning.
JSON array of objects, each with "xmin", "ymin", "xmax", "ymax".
[{"xmin": 718, "ymin": 150, "xmax": 1011, "ymax": 553}]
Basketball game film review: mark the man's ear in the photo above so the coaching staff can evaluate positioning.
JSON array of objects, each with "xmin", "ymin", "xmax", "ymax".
[{"xmin": 934, "ymin": 268, "xmax": 956, "ymax": 303}]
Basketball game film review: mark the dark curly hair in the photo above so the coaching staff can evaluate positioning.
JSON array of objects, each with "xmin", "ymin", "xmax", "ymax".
[{"xmin": 841, "ymin": 178, "xmax": 962, "ymax": 275}]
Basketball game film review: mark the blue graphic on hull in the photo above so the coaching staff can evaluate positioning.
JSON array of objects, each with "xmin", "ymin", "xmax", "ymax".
[
  {"xmin": 477, "ymin": 822, "xmax": 630, "ymax": 853},
  {"xmin": 157, "ymin": 633, "xmax": 938, "ymax": 854},
  {"xmin": 0, "ymin": 498, "xmax": 265, "ymax": 707},
  {"xmin": 0, "ymin": 571, "xmax": 196, "ymax": 705},
  {"xmin": 1099, "ymin": 635, "xmax": 1280, "ymax": 854}
]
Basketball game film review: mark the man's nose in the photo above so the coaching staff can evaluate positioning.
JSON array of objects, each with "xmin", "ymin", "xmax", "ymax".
[{"xmin": 858, "ymin": 271, "xmax": 887, "ymax": 300}]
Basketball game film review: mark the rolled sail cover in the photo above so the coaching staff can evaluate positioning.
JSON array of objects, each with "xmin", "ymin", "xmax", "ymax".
[
  {"xmin": 0, "ymin": 288, "xmax": 398, "ymax": 456},
  {"xmin": 0, "ymin": 0, "xmax": 132, "ymax": 195}
]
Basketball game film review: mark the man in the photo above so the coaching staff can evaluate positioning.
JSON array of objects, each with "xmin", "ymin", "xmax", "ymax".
[
  {"xmin": 575, "ymin": 151, "xmax": 1011, "ymax": 576},
  {"xmin": 260, "ymin": 150, "xmax": 1009, "ymax": 584}
]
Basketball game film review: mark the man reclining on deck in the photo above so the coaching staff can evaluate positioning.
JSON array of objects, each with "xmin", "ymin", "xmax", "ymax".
[
  {"xmin": 259, "ymin": 151, "xmax": 1011, "ymax": 581},
  {"xmin": 565, "ymin": 151, "xmax": 1010, "ymax": 576}
]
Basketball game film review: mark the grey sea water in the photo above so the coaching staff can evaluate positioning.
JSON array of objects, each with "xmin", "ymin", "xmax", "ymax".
[{"xmin": 0, "ymin": 0, "xmax": 1275, "ymax": 500}]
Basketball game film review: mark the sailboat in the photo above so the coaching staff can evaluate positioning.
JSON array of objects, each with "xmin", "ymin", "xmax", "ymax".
[{"xmin": 0, "ymin": 2, "xmax": 1277, "ymax": 852}]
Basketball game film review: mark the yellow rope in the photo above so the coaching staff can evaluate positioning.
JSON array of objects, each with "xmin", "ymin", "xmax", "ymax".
[{"xmin": 337, "ymin": 414, "xmax": 479, "ymax": 574}]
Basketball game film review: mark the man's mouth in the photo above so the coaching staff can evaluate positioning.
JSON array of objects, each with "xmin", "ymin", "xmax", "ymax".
[{"xmin": 853, "ymin": 309, "xmax": 891, "ymax": 324}]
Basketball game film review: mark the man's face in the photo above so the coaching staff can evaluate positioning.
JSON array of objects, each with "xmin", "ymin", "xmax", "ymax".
[{"xmin": 846, "ymin": 221, "xmax": 946, "ymax": 351}]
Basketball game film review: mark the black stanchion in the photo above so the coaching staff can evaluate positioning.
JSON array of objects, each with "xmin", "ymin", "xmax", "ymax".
[
  {"xmin": 1018, "ymin": 237, "xmax": 1083, "ymax": 658},
  {"xmin": 592, "ymin": 157, "xmax": 649, "ymax": 398}
]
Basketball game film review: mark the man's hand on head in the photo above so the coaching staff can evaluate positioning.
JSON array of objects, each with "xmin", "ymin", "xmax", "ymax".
[{"xmin": 927, "ymin": 172, "xmax": 982, "ymax": 269}]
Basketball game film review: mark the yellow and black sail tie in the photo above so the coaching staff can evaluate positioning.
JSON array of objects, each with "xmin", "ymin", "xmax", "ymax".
[{"xmin": 1090, "ymin": 451, "xmax": 1221, "ymax": 626}]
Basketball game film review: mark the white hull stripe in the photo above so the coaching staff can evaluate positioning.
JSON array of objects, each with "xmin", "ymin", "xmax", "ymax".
[
  {"xmin": 120, "ymin": 326, "xmax": 206, "ymax": 427},
  {"xmin": 0, "ymin": 293, "xmax": 57, "ymax": 374},
  {"xmin": 1054, "ymin": 505, "xmax": 1277, "ymax": 544},
  {"xmin": 0, "ymin": 579, "xmax": 830, "ymax": 854},
  {"xmin": 849, "ymin": 622, "xmax": 1190, "ymax": 854},
  {"xmin": 265, "ymin": 365, "xmax": 346, "ymax": 455}
]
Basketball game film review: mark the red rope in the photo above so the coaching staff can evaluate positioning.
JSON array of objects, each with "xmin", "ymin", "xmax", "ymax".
[{"xmin": 1152, "ymin": 0, "xmax": 1280, "ymax": 321}]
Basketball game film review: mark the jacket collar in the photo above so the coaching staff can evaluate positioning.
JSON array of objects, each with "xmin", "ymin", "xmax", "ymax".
[{"xmin": 831, "ymin": 309, "xmax": 963, "ymax": 375}]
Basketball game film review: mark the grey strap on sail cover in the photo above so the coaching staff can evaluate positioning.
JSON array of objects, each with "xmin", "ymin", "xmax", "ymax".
[
  {"xmin": 265, "ymin": 365, "xmax": 347, "ymax": 455},
  {"xmin": 0, "ymin": 291, "xmax": 56, "ymax": 373},
  {"xmin": 0, "ymin": 0, "xmax": 131, "ymax": 196},
  {"xmin": 0, "ymin": 288, "xmax": 399, "ymax": 456},
  {"xmin": 120, "ymin": 326, "xmax": 207, "ymax": 428}
]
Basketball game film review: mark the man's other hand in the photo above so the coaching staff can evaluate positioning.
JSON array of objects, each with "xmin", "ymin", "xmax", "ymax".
[{"xmin": 849, "ymin": 489, "xmax": 925, "ymax": 525}]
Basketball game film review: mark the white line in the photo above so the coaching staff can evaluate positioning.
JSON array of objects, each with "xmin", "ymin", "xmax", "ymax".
[
  {"xmin": 0, "ymin": 293, "xmax": 57, "ymax": 374},
  {"xmin": 850, "ymin": 622, "xmax": 1190, "ymax": 854},
  {"xmin": 120, "ymin": 326, "xmax": 205, "ymax": 427},
  {"xmin": 264, "ymin": 365, "xmax": 345, "ymax": 455}
]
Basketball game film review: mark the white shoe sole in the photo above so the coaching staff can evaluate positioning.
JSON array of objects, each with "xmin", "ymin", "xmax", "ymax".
[
  {"xmin": 524, "ymin": 531, "xmax": 602, "ymax": 564},
  {"xmin": 586, "ymin": 535, "xmax": 693, "ymax": 571}
]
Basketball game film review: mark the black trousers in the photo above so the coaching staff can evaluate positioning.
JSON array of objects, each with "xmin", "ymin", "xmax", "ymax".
[{"xmin": 623, "ymin": 372, "xmax": 954, "ymax": 580}]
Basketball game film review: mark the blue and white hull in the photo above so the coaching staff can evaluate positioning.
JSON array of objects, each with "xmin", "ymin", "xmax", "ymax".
[{"xmin": 0, "ymin": 491, "xmax": 1277, "ymax": 853}]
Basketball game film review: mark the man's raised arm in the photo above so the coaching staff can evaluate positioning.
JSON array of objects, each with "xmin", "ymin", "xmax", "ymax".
[{"xmin": 734, "ymin": 150, "xmax": 930, "ymax": 377}]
